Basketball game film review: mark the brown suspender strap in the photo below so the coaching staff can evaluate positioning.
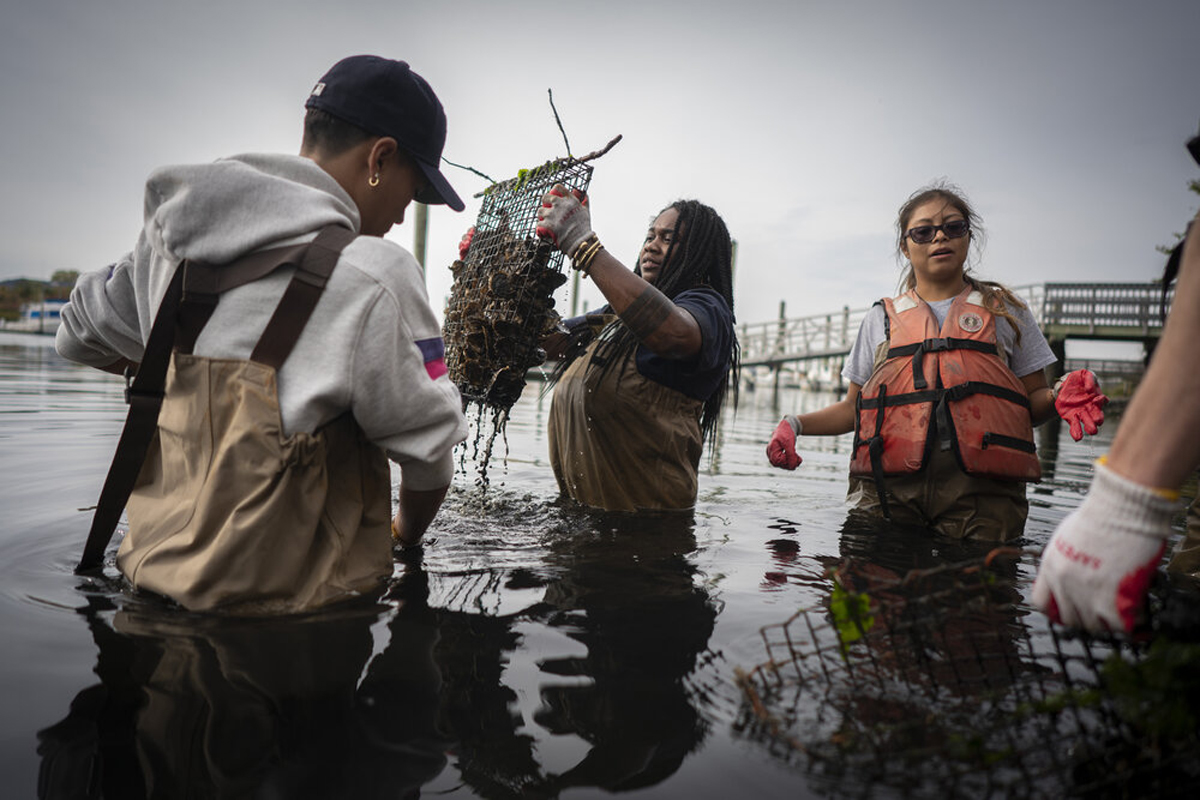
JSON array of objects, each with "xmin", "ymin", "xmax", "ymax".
[
  {"xmin": 250, "ymin": 225, "xmax": 356, "ymax": 369},
  {"xmin": 176, "ymin": 241, "xmax": 312, "ymax": 355},
  {"xmin": 75, "ymin": 225, "xmax": 356, "ymax": 573},
  {"xmin": 77, "ymin": 262, "xmax": 186, "ymax": 572}
]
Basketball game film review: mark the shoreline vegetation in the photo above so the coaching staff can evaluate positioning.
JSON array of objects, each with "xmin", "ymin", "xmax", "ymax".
[{"xmin": 0, "ymin": 273, "xmax": 78, "ymax": 323}]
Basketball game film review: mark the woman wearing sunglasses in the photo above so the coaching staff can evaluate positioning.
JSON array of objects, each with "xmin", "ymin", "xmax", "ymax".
[{"xmin": 766, "ymin": 182, "xmax": 1107, "ymax": 541}]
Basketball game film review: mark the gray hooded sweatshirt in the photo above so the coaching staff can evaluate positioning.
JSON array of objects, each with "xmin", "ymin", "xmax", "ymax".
[{"xmin": 57, "ymin": 153, "xmax": 466, "ymax": 490}]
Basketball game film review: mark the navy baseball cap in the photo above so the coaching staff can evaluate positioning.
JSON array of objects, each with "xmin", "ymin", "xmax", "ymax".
[{"xmin": 306, "ymin": 55, "xmax": 465, "ymax": 212}]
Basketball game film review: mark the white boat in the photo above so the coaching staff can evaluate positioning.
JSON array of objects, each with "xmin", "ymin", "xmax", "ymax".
[{"xmin": 1, "ymin": 299, "xmax": 67, "ymax": 335}]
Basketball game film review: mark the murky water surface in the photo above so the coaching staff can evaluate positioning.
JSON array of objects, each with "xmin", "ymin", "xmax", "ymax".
[{"xmin": 0, "ymin": 331, "xmax": 1182, "ymax": 798}]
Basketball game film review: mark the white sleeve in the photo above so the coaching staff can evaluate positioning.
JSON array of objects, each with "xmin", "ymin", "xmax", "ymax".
[
  {"xmin": 841, "ymin": 305, "xmax": 886, "ymax": 386},
  {"xmin": 55, "ymin": 253, "xmax": 147, "ymax": 368},
  {"xmin": 1000, "ymin": 303, "xmax": 1057, "ymax": 378},
  {"xmin": 348, "ymin": 265, "xmax": 467, "ymax": 491}
]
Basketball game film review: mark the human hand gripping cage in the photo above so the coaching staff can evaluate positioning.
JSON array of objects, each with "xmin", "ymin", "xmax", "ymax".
[{"xmin": 442, "ymin": 136, "xmax": 620, "ymax": 411}]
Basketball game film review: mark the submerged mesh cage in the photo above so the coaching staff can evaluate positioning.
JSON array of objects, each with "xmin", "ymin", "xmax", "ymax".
[
  {"xmin": 443, "ymin": 159, "xmax": 593, "ymax": 410},
  {"xmin": 735, "ymin": 549, "xmax": 1200, "ymax": 797}
]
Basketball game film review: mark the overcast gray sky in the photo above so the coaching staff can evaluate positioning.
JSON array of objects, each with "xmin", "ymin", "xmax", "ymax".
[{"xmin": 3, "ymin": 0, "xmax": 1199, "ymax": 330}]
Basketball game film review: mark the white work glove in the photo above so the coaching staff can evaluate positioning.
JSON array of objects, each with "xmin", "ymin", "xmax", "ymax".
[
  {"xmin": 535, "ymin": 183, "xmax": 593, "ymax": 256},
  {"xmin": 1031, "ymin": 462, "xmax": 1176, "ymax": 633}
]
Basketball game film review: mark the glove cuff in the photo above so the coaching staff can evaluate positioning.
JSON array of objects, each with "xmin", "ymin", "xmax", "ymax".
[
  {"xmin": 1085, "ymin": 462, "xmax": 1179, "ymax": 539},
  {"xmin": 784, "ymin": 415, "xmax": 802, "ymax": 436}
]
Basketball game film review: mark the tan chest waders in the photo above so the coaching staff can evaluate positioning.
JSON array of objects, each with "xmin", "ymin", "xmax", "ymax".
[
  {"xmin": 78, "ymin": 226, "xmax": 392, "ymax": 613},
  {"xmin": 548, "ymin": 334, "xmax": 704, "ymax": 512}
]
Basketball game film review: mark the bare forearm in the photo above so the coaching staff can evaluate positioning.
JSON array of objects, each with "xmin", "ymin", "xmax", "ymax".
[
  {"xmin": 586, "ymin": 251, "xmax": 700, "ymax": 359},
  {"xmin": 1108, "ymin": 225, "xmax": 1200, "ymax": 489},
  {"xmin": 794, "ymin": 384, "xmax": 860, "ymax": 436},
  {"xmin": 392, "ymin": 484, "xmax": 449, "ymax": 547},
  {"xmin": 1021, "ymin": 371, "xmax": 1056, "ymax": 425}
]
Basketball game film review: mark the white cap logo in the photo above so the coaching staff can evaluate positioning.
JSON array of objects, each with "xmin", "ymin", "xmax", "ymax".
[{"xmin": 311, "ymin": 82, "xmax": 325, "ymax": 97}]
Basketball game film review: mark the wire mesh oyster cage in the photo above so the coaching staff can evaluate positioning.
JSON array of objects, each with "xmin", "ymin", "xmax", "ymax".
[
  {"xmin": 443, "ymin": 136, "xmax": 621, "ymax": 412},
  {"xmin": 734, "ymin": 549, "xmax": 1200, "ymax": 798}
]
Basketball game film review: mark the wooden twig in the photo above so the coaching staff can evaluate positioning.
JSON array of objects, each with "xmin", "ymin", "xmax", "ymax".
[
  {"xmin": 572, "ymin": 134, "xmax": 623, "ymax": 165},
  {"xmin": 471, "ymin": 134, "xmax": 624, "ymax": 198},
  {"xmin": 548, "ymin": 89, "xmax": 571, "ymax": 159},
  {"xmin": 442, "ymin": 157, "xmax": 495, "ymax": 185}
]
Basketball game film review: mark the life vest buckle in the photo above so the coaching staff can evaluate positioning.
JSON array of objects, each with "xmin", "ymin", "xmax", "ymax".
[
  {"xmin": 943, "ymin": 383, "xmax": 973, "ymax": 403},
  {"xmin": 925, "ymin": 337, "xmax": 950, "ymax": 352}
]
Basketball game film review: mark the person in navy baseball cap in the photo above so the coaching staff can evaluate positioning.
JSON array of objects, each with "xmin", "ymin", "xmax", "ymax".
[
  {"xmin": 55, "ymin": 54, "xmax": 472, "ymax": 613},
  {"xmin": 304, "ymin": 55, "xmax": 465, "ymax": 215}
]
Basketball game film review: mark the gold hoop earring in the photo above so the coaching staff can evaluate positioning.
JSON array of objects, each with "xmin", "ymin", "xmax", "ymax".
[{"xmin": 368, "ymin": 174, "xmax": 380, "ymax": 188}]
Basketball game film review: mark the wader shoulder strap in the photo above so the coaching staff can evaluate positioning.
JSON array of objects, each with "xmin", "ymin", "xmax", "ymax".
[
  {"xmin": 76, "ymin": 225, "xmax": 356, "ymax": 573},
  {"xmin": 77, "ymin": 262, "xmax": 186, "ymax": 572},
  {"xmin": 175, "ymin": 241, "xmax": 312, "ymax": 354},
  {"xmin": 251, "ymin": 225, "xmax": 355, "ymax": 369}
]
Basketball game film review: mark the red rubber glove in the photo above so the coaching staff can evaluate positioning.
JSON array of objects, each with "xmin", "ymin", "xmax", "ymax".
[
  {"xmin": 535, "ymin": 184, "xmax": 592, "ymax": 255},
  {"xmin": 766, "ymin": 416, "xmax": 803, "ymax": 470},
  {"xmin": 1031, "ymin": 462, "xmax": 1174, "ymax": 632},
  {"xmin": 458, "ymin": 226, "xmax": 475, "ymax": 260},
  {"xmin": 1054, "ymin": 369, "xmax": 1108, "ymax": 441}
]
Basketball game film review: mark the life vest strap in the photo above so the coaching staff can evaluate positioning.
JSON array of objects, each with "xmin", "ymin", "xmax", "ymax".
[
  {"xmin": 858, "ymin": 388, "xmax": 941, "ymax": 410},
  {"xmin": 860, "ymin": 380, "xmax": 1030, "ymax": 412},
  {"xmin": 981, "ymin": 432, "xmax": 1037, "ymax": 453},
  {"xmin": 887, "ymin": 337, "xmax": 998, "ymax": 390},
  {"xmin": 853, "ymin": 384, "xmax": 892, "ymax": 519},
  {"xmin": 942, "ymin": 380, "xmax": 1031, "ymax": 409}
]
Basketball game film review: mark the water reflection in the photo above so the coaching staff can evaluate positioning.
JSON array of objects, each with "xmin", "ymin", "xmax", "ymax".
[
  {"xmin": 426, "ymin": 510, "xmax": 717, "ymax": 797},
  {"xmin": 737, "ymin": 514, "xmax": 1058, "ymax": 796},
  {"xmin": 36, "ymin": 513, "xmax": 718, "ymax": 799},
  {"xmin": 529, "ymin": 515, "xmax": 715, "ymax": 795},
  {"xmin": 37, "ymin": 586, "xmax": 446, "ymax": 799},
  {"xmin": 833, "ymin": 511, "xmax": 1032, "ymax": 700}
]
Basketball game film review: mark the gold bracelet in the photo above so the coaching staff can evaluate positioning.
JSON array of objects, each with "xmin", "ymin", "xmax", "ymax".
[
  {"xmin": 572, "ymin": 235, "xmax": 604, "ymax": 275},
  {"xmin": 576, "ymin": 240, "xmax": 602, "ymax": 270},
  {"xmin": 578, "ymin": 244, "xmax": 604, "ymax": 275},
  {"xmin": 569, "ymin": 233, "xmax": 596, "ymax": 261}
]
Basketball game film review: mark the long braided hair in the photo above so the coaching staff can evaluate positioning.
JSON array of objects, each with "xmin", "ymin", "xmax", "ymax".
[{"xmin": 549, "ymin": 199, "xmax": 740, "ymax": 449}]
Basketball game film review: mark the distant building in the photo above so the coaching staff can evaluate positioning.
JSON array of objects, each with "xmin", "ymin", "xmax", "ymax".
[{"xmin": 0, "ymin": 298, "xmax": 66, "ymax": 334}]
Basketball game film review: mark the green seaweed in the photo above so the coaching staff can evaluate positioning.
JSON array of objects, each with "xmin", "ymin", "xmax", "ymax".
[
  {"xmin": 1098, "ymin": 638, "xmax": 1200, "ymax": 739},
  {"xmin": 830, "ymin": 578, "xmax": 874, "ymax": 648}
]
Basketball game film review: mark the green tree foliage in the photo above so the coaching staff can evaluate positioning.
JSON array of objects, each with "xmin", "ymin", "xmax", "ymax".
[{"xmin": 0, "ymin": 277, "xmax": 73, "ymax": 320}]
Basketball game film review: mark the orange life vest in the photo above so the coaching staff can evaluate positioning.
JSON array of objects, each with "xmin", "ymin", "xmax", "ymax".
[{"xmin": 849, "ymin": 287, "xmax": 1041, "ymax": 506}]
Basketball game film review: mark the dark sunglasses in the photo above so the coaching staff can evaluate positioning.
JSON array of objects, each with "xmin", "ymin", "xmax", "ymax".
[{"xmin": 905, "ymin": 219, "xmax": 970, "ymax": 244}]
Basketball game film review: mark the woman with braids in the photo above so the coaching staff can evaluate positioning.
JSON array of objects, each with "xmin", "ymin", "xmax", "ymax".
[
  {"xmin": 766, "ymin": 182, "xmax": 1107, "ymax": 541},
  {"xmin": 535, "ymin": 185, "xmax": 739, "ymax": 512}
]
